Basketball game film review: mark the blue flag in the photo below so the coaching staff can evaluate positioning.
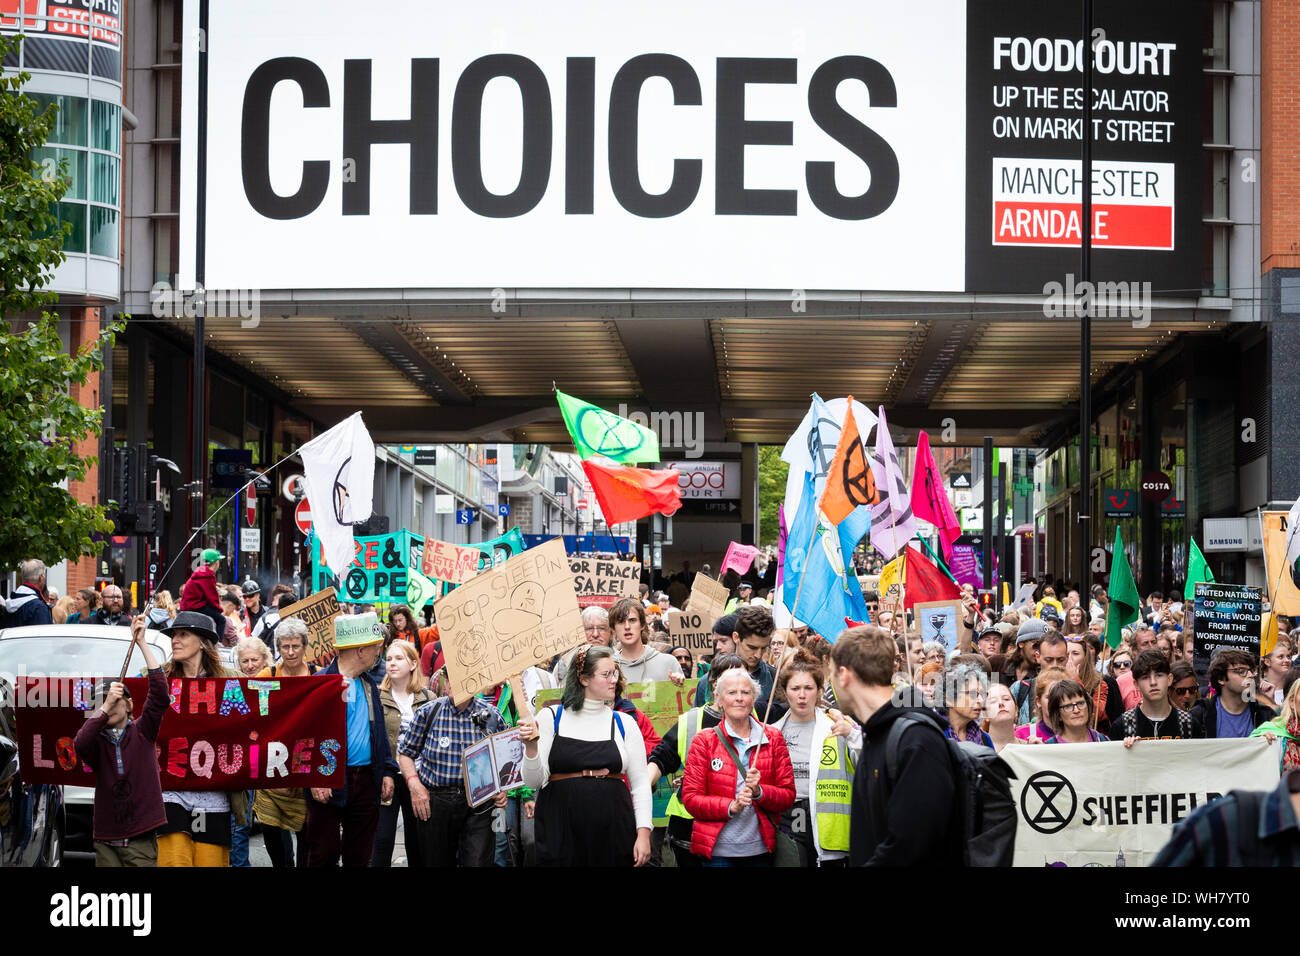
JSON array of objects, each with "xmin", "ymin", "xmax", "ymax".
[{"xmin": 782, "ymin": 472, "xmax": 870, "ymax": 642}]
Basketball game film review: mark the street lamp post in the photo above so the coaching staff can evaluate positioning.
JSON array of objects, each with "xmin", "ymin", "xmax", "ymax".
[{"xmin": 1077, "ymin": 0, "xmax": 1095, "ymax": 595}]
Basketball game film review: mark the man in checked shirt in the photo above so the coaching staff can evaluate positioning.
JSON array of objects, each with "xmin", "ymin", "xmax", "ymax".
[{"xmin": 398, "ymin": 682, "xmax": 509, "ymax": 866}]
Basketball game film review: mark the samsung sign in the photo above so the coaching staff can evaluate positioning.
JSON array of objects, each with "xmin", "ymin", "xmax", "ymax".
[
  {"xmin": 1201, "ymin": 517, "xmax": 1248, "ymax": 553},
  {"xmin": 181, "ymin": 0, "xmax": 1199, "ymax": 292}
]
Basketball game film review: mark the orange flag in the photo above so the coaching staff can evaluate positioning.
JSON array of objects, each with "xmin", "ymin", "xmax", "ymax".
[{"xmin": 818, "ymin": 396, "xmax": 877, "ymax": 525}]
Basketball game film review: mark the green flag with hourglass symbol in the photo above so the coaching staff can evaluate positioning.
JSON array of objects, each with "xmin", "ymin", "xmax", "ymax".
[{"xmin": 556, "ymin": 391, "xmax": 660, "ymax": 464}]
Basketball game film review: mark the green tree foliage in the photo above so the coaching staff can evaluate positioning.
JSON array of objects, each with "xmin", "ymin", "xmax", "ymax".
[
  {"xmin": 758, "ymin": 445, "xmax": 788, "ymax": 547},
  {"xmin": 0, "ymin": 34, "xmax": 121, "ymax": 571}
]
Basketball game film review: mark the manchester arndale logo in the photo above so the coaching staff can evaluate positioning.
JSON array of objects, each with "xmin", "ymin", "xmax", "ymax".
[{"xmin": 49, "ymin": 887, "xmax": 151, "ymax": 936}]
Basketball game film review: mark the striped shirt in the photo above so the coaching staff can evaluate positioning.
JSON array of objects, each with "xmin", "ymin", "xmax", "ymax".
[
  {"xmin": 1151, "ymin": 770, "xmax": 1300, "ymax": 866},
  {"xmin": 397, "ymin": 696, "xmax": 505, "ymax": 788}
]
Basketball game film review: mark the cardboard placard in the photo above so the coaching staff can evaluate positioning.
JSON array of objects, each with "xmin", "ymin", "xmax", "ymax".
[
  {"xmin": 279, "ymin": 587, "xmax": 341, "ymax": 664},
  {"xmin": 435, "ymin": 537, "xmax": 584, "ymax": 704},
  {"xmin": 913, "ymin": 600, "xmax": 965, "ymax": 653},
  {"xmin": 422, "ymin": 538, "xmax": 480, "ymax": 584},
  {"xmin": 666, "ymin": 610, "xmax": 714, "ymax": 654},
  {"xmin": 688, "ymin": 572, "xmax": 729, "ymax": 625},
  {"xmin": 462, "ymin": 728, "xmax": 526, "ymax": 808},
  {"xmin": 1192, "ymin": 582, "xmax": 1262, "ymax": 684},
  {"xmin": 569, "ymin": 556, "xmax": 641, "ymax": 608}
]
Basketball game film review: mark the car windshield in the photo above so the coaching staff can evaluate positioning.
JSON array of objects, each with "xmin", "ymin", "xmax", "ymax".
[{"xmin": 0, "ymin": 634, "xmax": 170, "ymax": 681}]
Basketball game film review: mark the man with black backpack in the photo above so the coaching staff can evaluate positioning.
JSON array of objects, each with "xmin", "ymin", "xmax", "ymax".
[
  {"xmin": 831, "ymin": 625, "xmax": 963, "ymax": 865},
  {"xmin": 831, "ymin": 625, "xmax": 1017, "ymax": 866}
]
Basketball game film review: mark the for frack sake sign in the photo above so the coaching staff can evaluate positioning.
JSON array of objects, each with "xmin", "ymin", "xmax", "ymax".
[
  {"xmin": 435, "ymin": 538, "xmax": 584, "ymax": 704},
  {"xmin": 1000, "ymin": 739, "xmax": 1279, "ymax": 867},
  {"xmin": 569, "ymin": 557, "xmax": 641, "ymax": 608},
  {"xmin": 16, "ymin": 676, "xmax": 347, "ymax": 790}
]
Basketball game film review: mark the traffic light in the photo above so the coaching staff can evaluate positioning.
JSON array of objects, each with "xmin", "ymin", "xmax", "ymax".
[
  {"xmin": 112, "ymin": 445, "xmax": 137, "ymax": 522},
  {"xmin": 978, "ymin": 589, "xmax": 995, "ymax": 614}
]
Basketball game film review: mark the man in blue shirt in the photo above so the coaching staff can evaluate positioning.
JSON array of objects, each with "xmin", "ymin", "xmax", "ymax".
[
  {"xmin": 306, "ymin": 612, "xmax": 397, "ymax": 867},
  {"xmin": 398, "ymin": 690, "xmax": 507, "ymax": 866}
]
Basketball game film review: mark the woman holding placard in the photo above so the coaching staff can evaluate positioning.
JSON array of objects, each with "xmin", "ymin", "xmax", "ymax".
[
  {"xmin": 681, "ymin": 668, "xmax": 795, "ymax": 866},
  {"xmin": 518, "ymin": 645, "xmax": 653, "ymax": 866}
]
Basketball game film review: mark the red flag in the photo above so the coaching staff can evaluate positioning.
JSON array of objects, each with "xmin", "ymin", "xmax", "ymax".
[
  {"xmin": 898, "ymin": 544, "xmax": 963, "ymax": 610},
  {"xmin": 910, "ymin": 430, "xmax": 962, "ymax": 561},
  {"xmin": 582, "ymin": 459, "xmax": 682, "ymax": 525}
]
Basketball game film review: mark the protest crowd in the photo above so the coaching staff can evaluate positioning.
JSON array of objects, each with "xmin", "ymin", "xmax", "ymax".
[{"xmin": 5, "ymin": 398, "xmax": 1299, "ymax": 869}]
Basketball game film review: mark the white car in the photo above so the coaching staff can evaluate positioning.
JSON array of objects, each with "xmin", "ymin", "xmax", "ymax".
[{"xmin": 0, "ymin": 624, "xmax": 171, "ymax": 862}]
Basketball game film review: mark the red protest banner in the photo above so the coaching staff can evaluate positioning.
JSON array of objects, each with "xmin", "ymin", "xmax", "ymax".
[{"xmin": 16, "ymin": 675, "xmax": 346, "ymax": 790}]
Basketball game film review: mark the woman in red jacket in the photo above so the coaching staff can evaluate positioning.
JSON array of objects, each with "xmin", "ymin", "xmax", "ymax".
[{"xmin": 681, "ymin": 667, "xmax": 795, "ymax": 866}]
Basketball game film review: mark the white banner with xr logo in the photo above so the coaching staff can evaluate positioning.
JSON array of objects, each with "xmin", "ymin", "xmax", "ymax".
[{"xmin": 1000, "ymin": 738, "xmax": 1279, "ymax": 867}]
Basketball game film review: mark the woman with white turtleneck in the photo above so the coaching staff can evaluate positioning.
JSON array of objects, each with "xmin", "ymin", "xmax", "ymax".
[{"xmin": 519, "ymin": 644, "xmax": 652, "ymax": 866}]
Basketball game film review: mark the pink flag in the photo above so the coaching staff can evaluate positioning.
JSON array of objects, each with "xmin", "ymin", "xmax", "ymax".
[
  {"xmin": 776, "ymin": 505, "xmax": 788, "ymax": 590},
  {"xmin": 721, "ymin": 541, "xmax": 760, "ymax": 577},
  {"xmin": 910, "ymin": 430, "xmax": 962, "ymax": 561}
]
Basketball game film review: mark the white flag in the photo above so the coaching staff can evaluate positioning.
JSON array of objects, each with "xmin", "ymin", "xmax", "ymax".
[
  {"xmin": 780, "ymin": 395, "xmax": 877, "ymax": 523},
  {"xmin": 298, "ymin": 412, "xmax": 375, "ymax": 580},
  {"xmin": 1286, "ymin": 497, "xmax": 1300, "ymax": 572}
]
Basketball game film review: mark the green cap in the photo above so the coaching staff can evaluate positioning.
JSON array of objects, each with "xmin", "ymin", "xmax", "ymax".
[
  {"xmin": 333, "ymin": 612, "xmax": 385, "ymax": 650},
  {"xmin": 201, "ymin": 548, "xmax": 224, "ymax": 565}
]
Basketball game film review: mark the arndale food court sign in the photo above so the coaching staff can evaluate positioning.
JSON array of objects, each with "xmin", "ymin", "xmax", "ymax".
[{"xmin": 181, "ymin": 0, "xmax": 1199, "ymax": 293}]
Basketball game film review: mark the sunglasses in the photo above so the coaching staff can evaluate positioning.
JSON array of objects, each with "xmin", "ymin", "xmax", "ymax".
[
  {"xmin": 1171, "ymin": 685, "xmax": 1198, "ymax": 696},
  {"xmin": 1111, "ymin": 659, "xmax": 1132, "ymax": 670}
]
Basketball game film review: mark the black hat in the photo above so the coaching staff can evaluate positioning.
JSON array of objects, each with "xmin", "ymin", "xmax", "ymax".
[
  {"xmin": 738, "ymin": 581, "xmax": 753, "ymax": 592},
  {"xmin": 161, "ymin": 610, "xmax": 220, "ymax": 644},
  {"xmin": 241, "ymin": 578, "xmax": 261, "ymax": 596},
  {"xmin": 976, "ymin": 624, "xmax": 1001, "ymax": 640},
  {"xmin": 712, "ymin": 613, "xmax": 738, "ymax": 636}
]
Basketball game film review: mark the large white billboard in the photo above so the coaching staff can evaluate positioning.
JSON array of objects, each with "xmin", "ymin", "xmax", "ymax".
[{"xmin": 181, "ymin": 0, "xmax": 1200, "ymax": 294}]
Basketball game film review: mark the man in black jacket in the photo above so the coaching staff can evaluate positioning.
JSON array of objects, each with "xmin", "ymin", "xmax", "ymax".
[
  {"xmin": 831, "ymin": 624, "xmax": 960, "ymax": 866},
  {"xmin": 2, "ymin": 559, "xmax": 53, "ymax": 627},
  {"xmin": 1190, "ymin": 649, "xmax": 1273, "ymax": 737}
]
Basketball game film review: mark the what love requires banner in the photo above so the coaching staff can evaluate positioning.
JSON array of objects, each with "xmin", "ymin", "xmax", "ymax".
[
  {"xmin": 1001, "ymin": 738, "xmax": 1279, "ymax": 867},
  {"xmin": 17, "ymin": 676, "xmax": 346, "ymax": 790}
]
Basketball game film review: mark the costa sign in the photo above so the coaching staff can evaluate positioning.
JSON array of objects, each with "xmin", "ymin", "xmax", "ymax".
[
  {"xmin": 1140, "ymin": 470, "xmax": 1172, "ymax": 502},
  {"xmin": 181, "ymin": 0, "xmax": 1200, "ymax": 294}
]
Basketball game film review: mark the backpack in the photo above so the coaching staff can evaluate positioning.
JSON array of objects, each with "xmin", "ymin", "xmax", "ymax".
[{"xmin": 885, "ymin": 712, "xmax": 1018, "ymax": 867}]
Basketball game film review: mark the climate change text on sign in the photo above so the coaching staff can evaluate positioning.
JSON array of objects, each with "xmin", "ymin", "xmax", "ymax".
[{"xmin": 436, "ymin": 538, "xmax": 584, "ymax": 703}]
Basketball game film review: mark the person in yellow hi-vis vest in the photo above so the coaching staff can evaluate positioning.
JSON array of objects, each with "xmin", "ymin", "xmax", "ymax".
[
  {"xmin": 646, "ymin": 655, "xmax": 749, "ymax": 867},
  {"xmin": 772, "ymin": 649, "xmax": 860, "ymax": 867}
]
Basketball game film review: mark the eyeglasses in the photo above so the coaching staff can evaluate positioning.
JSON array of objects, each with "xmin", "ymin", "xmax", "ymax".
[
  {"xmin": 1111, "ymin": 659, "xmax": 1132, "ymax": 670},
  {"xmin": 583, "ymin": 625, "xmax": 609, "ymax": 633},
  {"xmin": 1059, "ymin": 700, "xmax": 1087, "ymax": 712},
  {"xmin": 1171, "ymin": 685, "xmax": 1198, "ymax": 696},
  {"xmin": 1227, "ymin": 667, "xmax": 1255, "ymax": 678},
  {"xmin": 593, "ymin": 670, "xmax": 619, "ymax": 681}
]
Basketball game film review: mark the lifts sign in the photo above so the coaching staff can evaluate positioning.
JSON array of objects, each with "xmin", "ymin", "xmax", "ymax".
[{"xmin": 181, "ymin": 0, "xmax": 1200, "ymax": 294}]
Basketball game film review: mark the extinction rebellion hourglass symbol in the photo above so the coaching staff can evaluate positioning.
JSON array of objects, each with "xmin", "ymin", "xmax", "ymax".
[{"xmin": 929, "ymin": 612, "xmax": 948, "ymax": 644}]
